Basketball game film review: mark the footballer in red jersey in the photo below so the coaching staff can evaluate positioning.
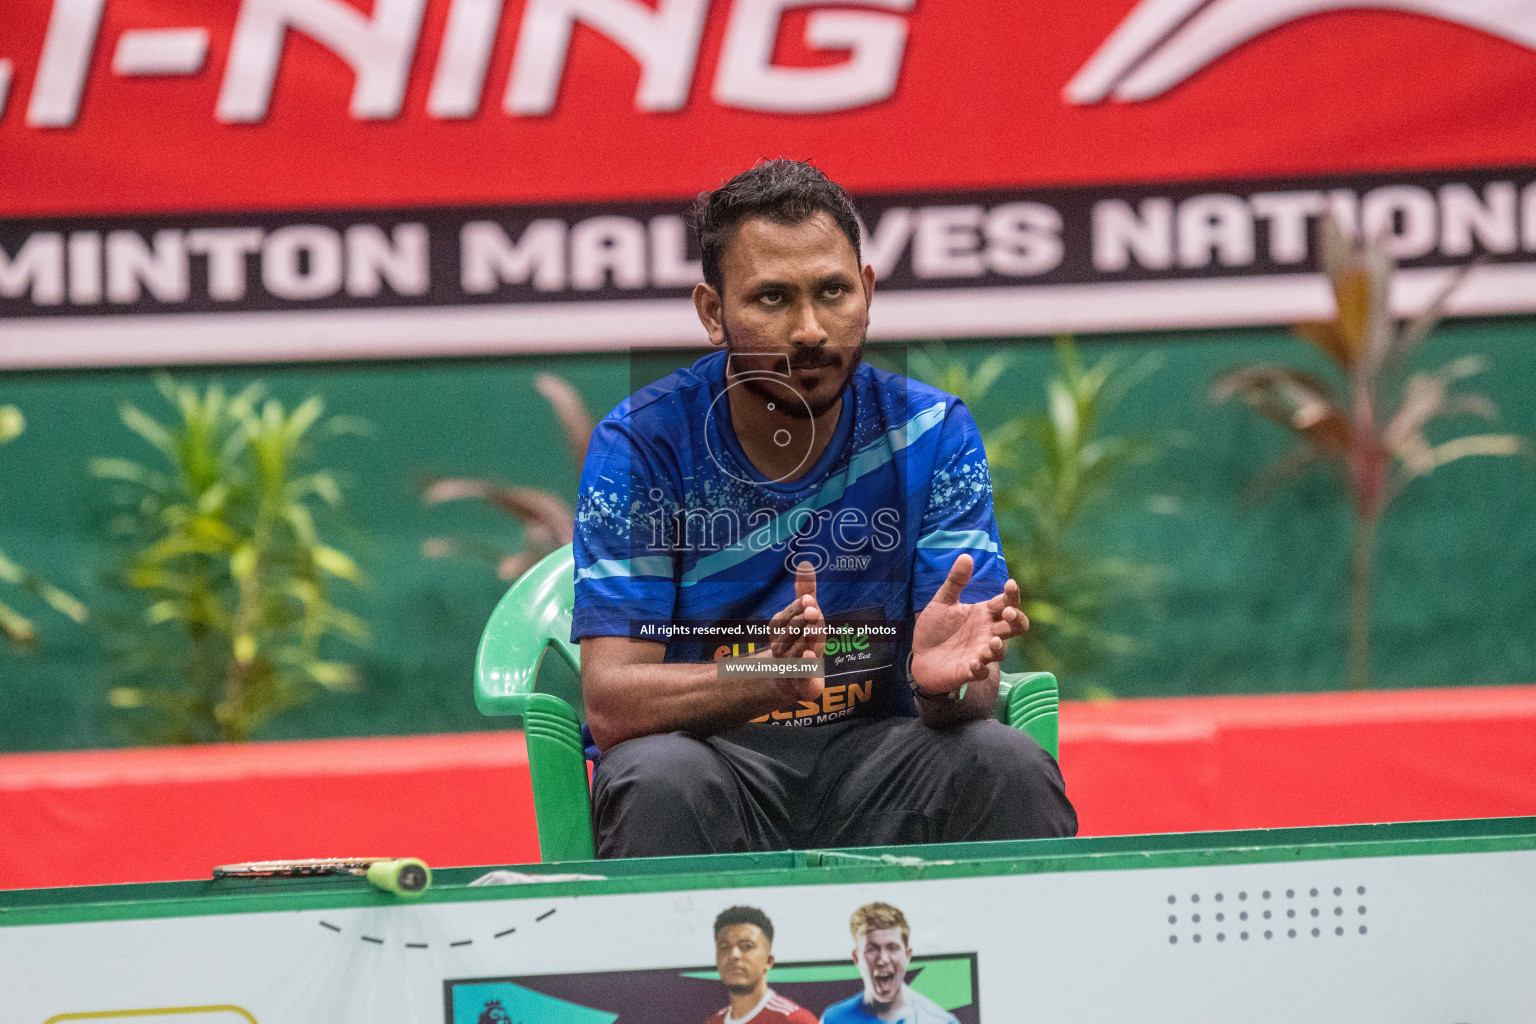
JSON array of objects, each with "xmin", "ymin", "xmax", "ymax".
[{"xmin": 707, "ymin": 906, "xmax": 817, "ymax": 1024}]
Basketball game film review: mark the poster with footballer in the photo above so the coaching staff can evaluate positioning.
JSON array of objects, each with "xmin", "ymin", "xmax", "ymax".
[{"xmin": 4, "ymin": 846, "xmax": 1536, "ymax": 1023}]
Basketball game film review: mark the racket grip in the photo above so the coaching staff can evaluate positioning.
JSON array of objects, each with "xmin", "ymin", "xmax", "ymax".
[{"xmin": 366, "ymin": 858, "xmax": 432, "ymax": 897}]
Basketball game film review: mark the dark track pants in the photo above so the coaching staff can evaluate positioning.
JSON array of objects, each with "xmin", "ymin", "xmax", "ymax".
[{"xmin": 590, "ymin": 716, "xmax": 1077, "ymax": 858}]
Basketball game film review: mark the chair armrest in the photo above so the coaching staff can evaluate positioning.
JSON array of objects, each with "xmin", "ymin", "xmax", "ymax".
[
  {"xmin": 517, "ymin": 692, "xmax": 596, "ymax": 862},
  {"xmin": 997, "ymin": 670, "xmax": 1060, "ymax": 762}
]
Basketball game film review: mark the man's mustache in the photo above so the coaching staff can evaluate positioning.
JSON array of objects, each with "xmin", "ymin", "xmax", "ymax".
[{"xmin": 789, "ymin": 350, "xmax": 837, "ymax": 369}]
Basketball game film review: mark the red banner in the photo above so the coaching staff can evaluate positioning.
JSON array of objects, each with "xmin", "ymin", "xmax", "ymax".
[
  {"xmin": 5, "ymin": 688, "xmax": 1536, "ymax": 888},
  {"xmin": 3, "ymin": 0, "xmax": 1536, "ymax": 364}
]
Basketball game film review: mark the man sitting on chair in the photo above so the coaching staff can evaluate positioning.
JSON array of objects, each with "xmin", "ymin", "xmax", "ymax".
[{"xmin": 573, "ymin": 159, "xmax": 1076, "ymax": 858}]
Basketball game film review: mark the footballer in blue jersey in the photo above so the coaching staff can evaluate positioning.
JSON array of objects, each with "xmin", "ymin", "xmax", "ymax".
[
  {"xmin": 572, "ymin": 159, "xmax": 1077, "ymax": 858},
  {"xmin": 819, "ymin": 903, "xmax": 958, "ymax": 1024}
]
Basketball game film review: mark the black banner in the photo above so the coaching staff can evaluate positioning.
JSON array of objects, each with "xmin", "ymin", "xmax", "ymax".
[{"xmin": 2, "ymin": 165, "xmax": 1534, "ymax": 366}]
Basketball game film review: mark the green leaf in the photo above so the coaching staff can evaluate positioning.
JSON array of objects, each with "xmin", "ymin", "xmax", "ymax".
[
  {"xmin": 285, "ymin": 503, "xmax": 318, "ymax": 547},
  {"xmin": 0, "ymin": 598, "xmax": 37, "ymax": 649},
  {"xmin": 323, "ymin": 606, "xmax": 370, "ymax": 643},
  {"xmin": 1047, "ymin": 378, "xmax": 1079, "ymax": 448},
  {"xmin": 313, "ymin": 545, "xmax": 363, "ymax": 584},
  {"xmin": 152, "ymin": 371, "xmax": 181, "ymax": 407},
  {"xmin": 0, "ymin": 406, "xmax": 24, "ymax": 444},
  {"xmin": 0, "ymin": 549, "xmax": 87, "ymax": 624},
  {"xmin": 1023, "ymin": 600, "xmax": 1063, "ymax": 625},
  {"xmin": 127, "ymin": 564, "xmax": 194, "ymax": 592},
  {"xmin": 1054, "ymin": 334, "xmax": 1084, "ymax": 382},
  {"xmin": 32, "ymin": 579, "xmax": 87, "ymax": 623},
  {"xmin": 185, "ymin": 516, "xmax": 241, "ymax": 549},
  {"xmin": 233, "ymin": 633, "xmax": 257, "ymax": 665},
  {"xmin": 230, "ymin": 543, "xmax": 257, "ymax": 582},
  {"xmin": 108, "ymin": 687, "xmax": 146, "ymax": 708},
  {"xmin": 968, "ymin": 352, "xmax": 1013, "ymax": 402},
  {"xmin": 90, "ymin": 457, "xmax": 162, "ymax": 489},
  {"xmin": 285, "ymin": 577, "xmax": 322, "ymax": 608},
  {"xmin": 119, "ymin": 403, "xmax": 177, "ymax": 459},
  {"xmin": 226, "ymin": 381, "xmax": 266, "ymax": 420},
  {"xmin": 283, "ymin": 396, "xmax": 325, "ymax": 446},
  {"xmin": 196, "ymin": 481, "xmax": 233, "ymax": 515},
  {"xmin": 290, "ymin": 472, "xmax": 342, "ymax": 506},
  {"xmin": 307, "ymin": 661, "xmax": 360, "ymax": 691},
  {"xmin": 146, "ymin": 599, "xmax": 189, "ymax": 624}
]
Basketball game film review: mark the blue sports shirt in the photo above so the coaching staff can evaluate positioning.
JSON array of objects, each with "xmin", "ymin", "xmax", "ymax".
[
  {"xmin": 571, "ymin": 348, "xmax": 1007, "ymax": 727},
  {"xmin": 818, "ymin": 988, "xmax": 960, "ymax": 1024}
]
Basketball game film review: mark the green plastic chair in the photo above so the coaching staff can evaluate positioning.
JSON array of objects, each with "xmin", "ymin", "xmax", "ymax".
[{"xmin": 475, "ymin": 543, "xmax": 1062, "ymax": 862}]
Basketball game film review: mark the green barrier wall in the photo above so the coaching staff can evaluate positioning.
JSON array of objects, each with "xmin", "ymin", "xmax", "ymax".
[
  {"xmin": 6, "ymin": 819, "xmax": 1536, "ymax": 1024},
  {"xmin": 2, "ymin": 317, "xmax": 1533, "ymax": 751}
]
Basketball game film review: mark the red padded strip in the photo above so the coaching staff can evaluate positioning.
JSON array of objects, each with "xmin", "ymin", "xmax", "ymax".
[{"xmin": 3, "ymin": 687, "xmax": 1534, "ymax": 889}]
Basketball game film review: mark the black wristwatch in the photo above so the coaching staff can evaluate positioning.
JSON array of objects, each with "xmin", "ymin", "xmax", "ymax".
[
  {"xmin": 909, "ymin": 677, "xmax": 968, "ymax": 703},
  {"xmin": 907, "ymin": 651, "xmax": 967, "ymax": 703}
]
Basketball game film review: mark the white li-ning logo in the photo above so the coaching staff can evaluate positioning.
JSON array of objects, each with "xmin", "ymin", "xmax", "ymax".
[{"xmin": 1064, "ymin": 0, "xmax": 1536, "ymax": 104}]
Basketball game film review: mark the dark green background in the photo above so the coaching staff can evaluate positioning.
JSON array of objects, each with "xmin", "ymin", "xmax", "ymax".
[{"xmin": 2, "ymin": 317, "xmax": 1532, "ymax": 751}]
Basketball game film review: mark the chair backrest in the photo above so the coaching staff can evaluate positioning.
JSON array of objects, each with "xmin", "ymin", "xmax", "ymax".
[
  {"xmin": 475, "ymin": 545, "xmax": 579, "ymax": 715},
  {"xmin": 475, "ymin": 544, "xmax": 594, "ymax": 861}
]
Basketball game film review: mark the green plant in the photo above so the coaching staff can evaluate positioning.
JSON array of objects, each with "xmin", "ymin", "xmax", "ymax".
[
  {"xmin": 421, "ymin": 373, "xmax": 591, "ymax": 580},
  {"xmin": 94, "ymin": 377, "xmax": 368, "ymax": 742},
  {"xmin": 912, "ymin": 338, "xmax": 1161, "ymax": 697},
  {"xmin": 1212, "ymin": 217, "xmax": 1524, "ymax": 690},
  {"xmin": 0, "ymin": 405, "xmax": 87, "ymax": 649}
]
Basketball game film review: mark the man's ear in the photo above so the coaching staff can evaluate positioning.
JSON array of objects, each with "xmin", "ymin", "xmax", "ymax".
[
  {"xmin": 859, "ymin": 263, "xmax": 876, "ymax": 332},
  {"xmin": 694, "ymin": 282, "xmax": 726, "ymax": 346},
  {"xmin": 767, "ymin": 951, "xmax": 776, "ymax": 971}
]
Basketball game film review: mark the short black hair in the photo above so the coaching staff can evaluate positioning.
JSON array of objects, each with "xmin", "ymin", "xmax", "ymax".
[
  {"xmin": 693, "ymin": 159, "xmax": 862, "ymax": 293},
  {"xmin": 714, "ymin": 905, "xmax": 775, "ymax": 944}
]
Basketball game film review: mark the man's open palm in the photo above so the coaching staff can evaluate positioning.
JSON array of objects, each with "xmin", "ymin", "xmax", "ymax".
[{"xmin": 911, "ymin": 554, "xmax": 1028, "ymax": 693}]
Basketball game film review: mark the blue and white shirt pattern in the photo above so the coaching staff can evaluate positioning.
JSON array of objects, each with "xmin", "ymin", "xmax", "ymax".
[
  {"xmin": 819, "ymin": 987, "xmax": 960, "ymax": 1024},
  {"xmin": 572, "ymin": 349, "xmax": 1007, "ymax": 726}
]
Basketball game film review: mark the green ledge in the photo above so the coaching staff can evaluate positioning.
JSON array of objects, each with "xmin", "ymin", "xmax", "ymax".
[{"xmin": 3, "ymin": 816, "xmax": 1534, "ymax": 928}]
